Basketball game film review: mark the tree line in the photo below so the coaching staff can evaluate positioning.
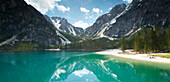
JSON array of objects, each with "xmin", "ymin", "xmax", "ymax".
[
  {"xmin": 121, "ymin": 24, "xmax": 170, "ymax": 53},
  {"xmin": 60, "ymin": 38, "xmax": 119, "ymax": 50}
]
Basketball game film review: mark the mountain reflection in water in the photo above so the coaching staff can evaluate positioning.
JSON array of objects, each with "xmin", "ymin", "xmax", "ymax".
[{"xmin": 0, "ymin": 51, "xmax": 170, "ymax": 82}]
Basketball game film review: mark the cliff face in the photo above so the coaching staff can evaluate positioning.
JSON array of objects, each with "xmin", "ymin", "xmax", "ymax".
[
  {"xmin": 0, "ymin": 0, "xmax": 70, "ymax": 46},
  {"xmin": 85, "ymin": 4, "xmax": 127, "ymax": 36},
  {"xmin": 104, "ymin": 0, "xmax": 170, "ymax": 38}
]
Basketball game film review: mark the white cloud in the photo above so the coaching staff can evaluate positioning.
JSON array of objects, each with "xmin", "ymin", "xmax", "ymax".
[
  {"xmin": 24, "ymin": 0, "xmax": 70, "ymax": 14},
  {"xmin": 92, "ymin": 8, "xmax": 101, "ymax": 13},
  {"xmin": 73, "ymin": 20, "xmax": 90, "ymax": 29},
  {"xmin": 100, "ymin": 10, "xmax": 103, "ymax": 13},
  {"xmin": 73, "ymin": 68, "xmax": 90, "ymax": 77},
  {"xmin": 123, "ymin": 0, "xmax": 132, "ymax": 3},
  {"xmin": 56, "ymin": 4, "xmax": 70, "ymax": 12},
  {"xmin": 80, "ymin": 7, "xmax": 90, "ymax": 13}
]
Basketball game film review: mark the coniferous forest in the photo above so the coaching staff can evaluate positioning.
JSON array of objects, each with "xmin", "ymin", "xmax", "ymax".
[{"xmin": 121, "ymin": 25, "xmax": 170, "ymax": 53}]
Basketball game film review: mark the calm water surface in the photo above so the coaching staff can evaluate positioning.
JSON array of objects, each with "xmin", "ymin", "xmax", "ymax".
[{"xmin": 0, "ymin": 51, "xmax": 170, "ymax": 82}]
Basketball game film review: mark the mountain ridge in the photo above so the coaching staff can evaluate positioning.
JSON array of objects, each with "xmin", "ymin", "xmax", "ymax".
[
  {"xmin": 84, "ymin": 3, "xmax": 127, "ymax": 37},
  {"xmin": 85, "ymin": 0, "xmax": 170, "ymax": 38},
  {"xmin": 44, "ymin": 15, "xmax": 84, "ymax": 36},
  {"xmin": 104, "ymin": 0, "xmax": 170, "ymax": 38}
]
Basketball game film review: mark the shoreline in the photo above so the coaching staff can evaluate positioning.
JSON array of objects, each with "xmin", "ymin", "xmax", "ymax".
[
  {"xmin": 0, "ymin": 49, "xmax": 106, "ymax": 52},
  {"xmin": 95, "ymin": 49, "xmax": 170, "ymax": 64}
]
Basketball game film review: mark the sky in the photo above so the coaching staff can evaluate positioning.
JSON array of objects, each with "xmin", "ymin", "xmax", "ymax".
[{"xmin": 24, "ymin": 0, "xmax": 132, "ymax": 29}]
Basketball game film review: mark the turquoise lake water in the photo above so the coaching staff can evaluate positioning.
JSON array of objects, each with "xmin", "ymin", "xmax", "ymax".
[{"xmin": 0, "ymin": 51, "xmax": 170, "ymax": 82}]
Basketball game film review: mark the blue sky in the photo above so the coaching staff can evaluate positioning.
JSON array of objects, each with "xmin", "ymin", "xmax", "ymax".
[{"xmin": 25, "ymin": 0, "xmax": 132, "ymax": 29}]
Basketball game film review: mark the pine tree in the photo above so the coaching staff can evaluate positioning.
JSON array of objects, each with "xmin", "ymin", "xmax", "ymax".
[
  {"xmin": 142, "ymin": 27, "xmax": 147, "ymax": 53},
  {"xmin": 147, "ymin": 27, "xmax": 153, "ymax": 52},
  {"xmin": 144, "ymin": 43, "xmax": 147, "ymax": 53},
  {"xmin": 134, "ymin": 32, "xmax": 141, "ymax": 52},
  {"xmin": 121, "ymin": 37, "xmax": 126, "ymax": 52},
  {"xmin": 134, "ymin": 33, "xmax": 137, "ymax": 52},
  {"xmin": 154, "ymin": 24, "xmax": 161, "ymax": 51},
  {"xmin": 158, "ymin": 30, "xmax": 165, "ymax": 51},
  {"xmin": 167, "ymin": 25, "xmax": 170, "ymax": 51},
  {"xmin": 150, "ymin": 27, "xmax": 157, "ymax": 52}
]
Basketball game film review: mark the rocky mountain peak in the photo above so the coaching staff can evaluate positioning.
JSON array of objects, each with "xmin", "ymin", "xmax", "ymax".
[
  {"xmin": 44, "ymin": 15, "xmax": 84, "ymax": 36},
  {"xmin": 85, "ymin": 3, "xmax": 127, "ymax": 36},
  {"xmin": 109, "ymin": 3, "xmax": 127, "ymax": 14}
]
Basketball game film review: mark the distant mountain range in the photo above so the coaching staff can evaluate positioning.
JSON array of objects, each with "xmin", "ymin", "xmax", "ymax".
[
  {"xmin": 85, "ymin": 0, "xmax": 170, "ymax": 38},
  {"xmin": 0, "ymin": 0, "xmax": 169, "ymax": 50},
  {"xmin": 44, "ymin": 15, "xmax": 84, "ymax": 36}
]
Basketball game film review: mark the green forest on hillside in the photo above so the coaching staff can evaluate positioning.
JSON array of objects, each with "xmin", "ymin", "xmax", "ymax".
[
  {"xmin": 121, "ymin": 24, "xmax": 170, "ymax": 53},
  {"xmin": 60, "ymin": 38, "xmax": 119, "ymax": 50}
]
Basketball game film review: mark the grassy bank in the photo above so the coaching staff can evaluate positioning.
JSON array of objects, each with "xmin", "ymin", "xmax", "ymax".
[{"xmin": 149, "ymin": 54, "xmax": 170, "ymax": 58}]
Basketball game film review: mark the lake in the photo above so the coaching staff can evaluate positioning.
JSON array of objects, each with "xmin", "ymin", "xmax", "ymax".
[{"xmin": 0, "ymin": 51, "xmax": 170, "ymax": 82}]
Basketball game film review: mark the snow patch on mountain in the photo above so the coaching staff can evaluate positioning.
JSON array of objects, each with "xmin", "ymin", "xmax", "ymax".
[
  {"xmin": 130, "ymin": 28, "xmax": 142, "ymax": 36},
  {"xmin": 110, "ymin": 5, "xmax": 131, "ymax": 25},
  {"xmin": 69, "ymin": 26, "xmax": 76, "ymax": 35},
  {"xmin": 96, "ymin": 23, "xmax": 109, "ymax": 37},
  {"xmin": 95, "ymin": 6, "xmax": 130, "ymax": 37},
  {"xmin": 125, "ymin": 29, "xmax": 134, "ymax": 36},
  {"xmin": 97, "ymin": 3, "xmax": 138, "ymax": 38},
  {"xmin": 51, "ymin": 18, "xmax": 61, "ymax": 30},
  {"xmin": 0, "ymin": 35, "xmax": 18, "ymax": 46},
  {"xmin": 94, "ymin": 24, "xmax": 115, "ymax": 40},
  {"xmin": 94, "ymin": 4, "xmax": 131, "ymax": 38},
  {"xmin": 56, "ymin": 31, "xmax": 71, "ymax": 45}
]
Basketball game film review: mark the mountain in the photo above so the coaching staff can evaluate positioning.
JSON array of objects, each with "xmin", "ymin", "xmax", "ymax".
[
  {"xmin": 44, "ymin": 15, "xmax": 84, "ymax": 36},
  {"xmin": 85, "ymin": 4, "xmax": 127, "ymax": 37},
  {"xmin": 85, "ymin": 0, "xmax": 170, "ymax": 38},
  {"xmin": 0, "ymin": 0, "xmax": 73, "ymax": 49},
  {"xmin": 104, "ymin": 0, "xmax": 170, "ymax": 38}
]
